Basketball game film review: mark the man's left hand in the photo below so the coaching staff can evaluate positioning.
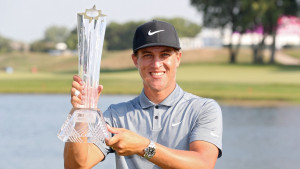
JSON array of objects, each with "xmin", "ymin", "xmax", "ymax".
[{"xmin": 105, "ymin": 125, "xmax": 149, "ymax": 156}]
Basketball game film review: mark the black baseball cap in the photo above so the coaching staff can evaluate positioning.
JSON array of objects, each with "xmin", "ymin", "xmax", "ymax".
[{"xmin": 133, "ymin": 20, "xmax": 181, "ymax": 53}]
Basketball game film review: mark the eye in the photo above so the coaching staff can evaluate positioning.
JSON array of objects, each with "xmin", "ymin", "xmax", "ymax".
[
  {"xmin": 161, "ymin": 53, "xmax": 170, "ymax": 58},
  {"xmin": 142, "ymin": 54, "xmax": 153, "ymax": 59}
]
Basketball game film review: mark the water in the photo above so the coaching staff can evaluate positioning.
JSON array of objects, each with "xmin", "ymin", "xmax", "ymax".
[
  {"xmin": 0, "ymin": 94, "xmax": 299, "ymax": 169},
  {"xmin": 216, "ymin": 106, "xmax": 300, "ymax": 169}
]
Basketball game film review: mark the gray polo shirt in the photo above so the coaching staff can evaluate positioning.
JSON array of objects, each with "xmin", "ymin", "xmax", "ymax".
[{"xmin": 96, "ymin": 84, "xmax": 223, "ymax": 169}]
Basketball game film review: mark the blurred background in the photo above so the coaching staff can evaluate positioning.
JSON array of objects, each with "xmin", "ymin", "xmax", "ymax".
[{"xmin": 1, "ymin": 0, "xmax": 300, "ymax": 169}]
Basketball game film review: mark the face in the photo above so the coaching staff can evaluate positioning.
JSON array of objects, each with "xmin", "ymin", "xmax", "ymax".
[{"xmin": 132, "ymin": 46, "xmax": 182, "ymax": 93}]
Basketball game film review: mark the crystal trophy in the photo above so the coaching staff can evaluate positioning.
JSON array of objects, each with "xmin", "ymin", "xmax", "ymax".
[{"xmin": 58, "ymin": 5, "xmax": 110, "ymax": 143}]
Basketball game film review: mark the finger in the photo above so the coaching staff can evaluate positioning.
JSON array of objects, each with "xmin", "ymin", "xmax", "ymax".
[
  {"xmin": 73, "ymin": 75, "xmax": 83, "ymax": 85},
  {"xmin": 105, "ymin": 125, "xmax": 124, "ymax": 146},
  {"xmin": 71, "ymin": 87, "xmax": 82, "ymax": 98},
  {"xmin": 71, "ymin": 95, "xmax": 83, "ymax": 107},
  {"xmin": 97, "ymin": 85, "xmax": 103, "ymax": 97},
  {"xmin": 105, "ymin": 134, "xmax": 121, "ymax": 146},
  {"xmin": 72, "ymin": 81, "xmax": 83, "ymax": 92},
  {"xmin": 74, "ymin": 89, "xmax": 80, "ymax": 97},
  {"xmin": 107, "ymin": 125, "xmax": 123, "ymax": 135}
]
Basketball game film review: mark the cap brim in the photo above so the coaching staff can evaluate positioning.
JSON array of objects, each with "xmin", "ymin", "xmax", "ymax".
[{"xmin": 133, "ymin": 43, "xmax": 181, "ymax": 53}]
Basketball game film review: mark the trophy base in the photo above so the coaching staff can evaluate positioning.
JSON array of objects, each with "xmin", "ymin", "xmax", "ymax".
[{"xmin": 58, "ymin": 108, "xmax": 110, "ymax": 143}]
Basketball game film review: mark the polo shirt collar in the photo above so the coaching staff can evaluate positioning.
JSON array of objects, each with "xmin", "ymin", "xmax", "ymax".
[{"xmin": 139, "ymin": 84, "xmax": 184, "ymax": 109}]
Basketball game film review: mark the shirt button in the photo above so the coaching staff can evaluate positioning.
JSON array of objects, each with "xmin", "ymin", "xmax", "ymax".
[
  {"xmin": 155, "ymin": 116, "xmax": 158, "ymax": 119},
  {"xmin": 155, "ymin": 105, "xmax": 159, "ymax": 109}
]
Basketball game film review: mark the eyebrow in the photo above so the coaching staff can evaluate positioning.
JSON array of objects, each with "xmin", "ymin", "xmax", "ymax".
[
  {"xmin": 161, "ymin": 49, "xmax": 173, "ymax": 53},
  {"xmin": 141, "ymin": 50, "xmax": 152, "ymax": 54}
]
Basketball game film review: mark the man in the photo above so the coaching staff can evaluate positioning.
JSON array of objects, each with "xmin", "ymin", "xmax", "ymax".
[{"xmin": 65, "ymin": 20, "xmax": 223, "ymax": 169}]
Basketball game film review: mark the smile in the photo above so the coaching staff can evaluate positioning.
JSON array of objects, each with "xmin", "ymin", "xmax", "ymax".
[{"xmin": 150, "ymin": 72, "xmax": 165, "ymax": 76}]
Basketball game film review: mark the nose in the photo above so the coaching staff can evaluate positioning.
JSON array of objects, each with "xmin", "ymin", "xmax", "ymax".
[{"xmin": 152, "ymin": 57, "xmax": 163, "ymax": 68}]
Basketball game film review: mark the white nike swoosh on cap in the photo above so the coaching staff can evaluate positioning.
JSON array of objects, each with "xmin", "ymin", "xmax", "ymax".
[
  {"xmin": 171, "ymin": 121, "xmax": 182, "ymax": 127},
  {"xmin": 148, "ymin": 30, "xmax": 165, "ymax": 36}
]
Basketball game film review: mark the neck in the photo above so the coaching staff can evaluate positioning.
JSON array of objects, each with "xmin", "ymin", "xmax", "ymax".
[{"xmin": 143, "ymin": 84, "xmax": 176, "ymax": 104}]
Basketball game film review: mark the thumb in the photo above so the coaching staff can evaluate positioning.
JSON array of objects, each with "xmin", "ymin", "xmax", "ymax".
[
  {"xmin": 98, "ymin": 85, "xmax": 103, "ymax": 97},
  {"xmin": 107, "ymin": 124, "xmax": 121, "ymax": 134}
]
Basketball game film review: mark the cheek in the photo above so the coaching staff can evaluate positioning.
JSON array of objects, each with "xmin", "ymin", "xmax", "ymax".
[
  {"xmin": 174, "ymin": 58, "xmax": 180, "ymax": 68},
  {"xmin": 166, "ymin": 59, "xmax": 178, "ymax": 69},
  {"xmin": 138, "ymin": 60, "xmax": 151, "ymax": 69},
  {"xmin": 163, "ymin": 58, "xmax": 174, "ymax": 68},
  {"xmin": 166, "ymin": 59, "xmax": 172, "ymax": 65},
  {"xmin": 137, "ymin": 62, "xmax": 148, "ymax": 75}
]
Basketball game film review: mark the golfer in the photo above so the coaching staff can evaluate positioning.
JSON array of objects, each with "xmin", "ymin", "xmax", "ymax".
[{"xmin": 65, "ymin": 20, "xmax": 223, "ymax": 169}]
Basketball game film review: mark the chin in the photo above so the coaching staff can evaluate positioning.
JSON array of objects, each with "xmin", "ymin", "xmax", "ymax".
[
  {"xmin": 151, "ymin": 83, "xmax": 169, "ymax": 91},
  {"xmin": 145, "ymin": 83, "xmax": 164, "ymax": 91}
]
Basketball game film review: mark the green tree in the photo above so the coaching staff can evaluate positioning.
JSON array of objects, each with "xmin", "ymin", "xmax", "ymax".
[
  {"xmin": 190, "ymin": 0, "xmax": 300, "ymax": 64},
  {"xmin": 30, "ymin": 40, "xmax": 55, "ymax": 52},
  {"xmin": 65, "ymin": 27, "xmax": 78, "ymax": 50},
  {"xmin": 191, "ymin": 0, "xmax": 248, "ymax": 63},
  {"xmin": 249, "ymin": 0, "xmax": 299, "ymax": 64},
  {"xmin": 154, "ymin": 17, "xmax": 201, "ymax": 37},
  {"xmin": 105, "ymin": 21, "xmax": 144, "ymax": 50},
  {"xmin": 44, "ymin": 26, "xmax": 70, "ymax": 43},
  {"xmin": 105, "ymin": 18, "xmax": 201, "ymax": 51},
  {"xmin": 0, "ymin": 34, "xmax": 12, "ymax": 53},
  {"xmin": 30, "ymin": 25, "xmax": 70, "ymax": 52}
]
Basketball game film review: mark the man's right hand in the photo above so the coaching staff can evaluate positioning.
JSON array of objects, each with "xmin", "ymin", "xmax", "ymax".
[
  {"xmin": 65, "ymin": 75, "xmax": 105, "ymax": 169},
  {"xmin": 70, "ymin": 75, "xmax": 103, "ymax": 108}
]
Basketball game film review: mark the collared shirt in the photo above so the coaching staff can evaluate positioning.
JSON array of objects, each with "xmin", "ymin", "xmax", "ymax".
[{"xmin": 96, "ymin": 84, "xmax": 223, "ymax": 169}]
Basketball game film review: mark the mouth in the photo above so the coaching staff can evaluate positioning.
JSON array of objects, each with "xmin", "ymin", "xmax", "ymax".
[{"xmin": 150, "ymin": 71, "xmax": 165, "ymax": 78}]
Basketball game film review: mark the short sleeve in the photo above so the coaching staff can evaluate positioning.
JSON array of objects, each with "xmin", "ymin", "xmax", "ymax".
[{"xmin": 189, "ymin": 99, "xmax": 223, "ymax": 157}]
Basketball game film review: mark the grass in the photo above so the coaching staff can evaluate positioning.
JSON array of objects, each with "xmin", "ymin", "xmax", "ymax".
[
  {"xmin": 177, "ymin": 63, "xmax": 300, "ymax": 103},
  {"xmin": 1, "ymin": 49, "xmax": 300, "ymax": 104},
  {"xmin": 1, "ymin": 63, "xmax": 300, "ymax": 104}
]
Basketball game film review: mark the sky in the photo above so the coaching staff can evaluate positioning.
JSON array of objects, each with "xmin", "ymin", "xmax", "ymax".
[{"xmin": 0, "ymin": 0, "xmax": 202, "ymax": 43}]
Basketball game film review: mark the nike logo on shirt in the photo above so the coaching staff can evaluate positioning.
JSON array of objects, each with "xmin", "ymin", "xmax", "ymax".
[
  {"xmin": 148, "ymin": 30, "xmax": 165, "ymax": 36},
  {"xmin": 210, "ymin": 131, "xmax": 220, "ymax": 138},
  {"xmin": 171, "ymin": 121, "xmax": 182, "ymax": 127}
]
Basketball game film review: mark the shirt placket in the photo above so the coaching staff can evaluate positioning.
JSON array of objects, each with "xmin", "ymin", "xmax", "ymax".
[
  {"xmin": 153, "ymin": 105, "xmax": 162, "ymax": 130},
  {"xmin": 150, "ymin": 105, "xmax": 162, "ymax": 142}
]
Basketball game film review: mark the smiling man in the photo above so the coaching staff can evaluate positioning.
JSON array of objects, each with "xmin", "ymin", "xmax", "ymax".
[
  {"xmin": 65, "ymin": 20, "xmax": 223, "ymax": 169},
  {"xmin": 133, "ymin": 46, "xmax": 181, "ymax": 104}
]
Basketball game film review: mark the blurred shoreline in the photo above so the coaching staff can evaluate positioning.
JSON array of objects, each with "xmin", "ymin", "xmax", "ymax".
[{"xmin": 1, "ymin": 48, "xmax": 300, "ymax": 105}]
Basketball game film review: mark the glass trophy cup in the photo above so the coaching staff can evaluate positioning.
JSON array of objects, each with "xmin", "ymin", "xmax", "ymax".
[{"xmin": 58, "ymin": 6, "xmax": 110, "ymax": 143}]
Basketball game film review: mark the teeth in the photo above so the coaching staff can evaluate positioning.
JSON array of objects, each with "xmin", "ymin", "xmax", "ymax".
[{"xmin": 151, "ymin": 72, "xmax": 164, "ymax": 76}]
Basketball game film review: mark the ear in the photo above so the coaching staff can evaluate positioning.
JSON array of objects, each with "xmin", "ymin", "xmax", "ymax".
[
  {"xmin": 132, "ymin": 53, "xmax": 138, "ymax": 68},
  {"xmin": 176, "ymin": 51, "xmax": 182, "ymax": 68}
]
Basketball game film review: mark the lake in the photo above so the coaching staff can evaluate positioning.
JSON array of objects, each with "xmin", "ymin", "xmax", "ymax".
[{"xmin": 0, "ymin": 94, "xmax": 299, "ymax": 169}]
